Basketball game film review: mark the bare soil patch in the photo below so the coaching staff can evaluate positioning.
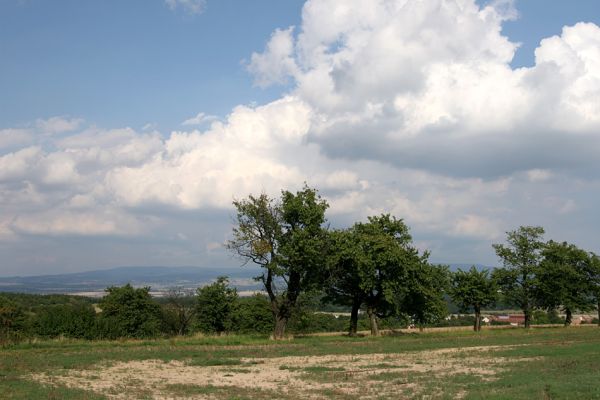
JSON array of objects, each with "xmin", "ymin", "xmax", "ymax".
[{"xmin": 32, "ymin": 344, "xmax": 539, "ymax": 399}]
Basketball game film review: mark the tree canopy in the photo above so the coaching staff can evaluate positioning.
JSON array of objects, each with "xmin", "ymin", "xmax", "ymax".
[
  {"xmin": 492, "ymin": 226, "xmax": 546, "ymax": 328},
  {"xmin": 450, "ymin": 267, "xmax": 497, "ymax": 331},
  {"xmin": 227, "ymin": 185, "xmax": 329, "ymax": 339}
]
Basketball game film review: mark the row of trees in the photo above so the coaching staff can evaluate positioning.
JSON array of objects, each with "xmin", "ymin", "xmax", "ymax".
[
  {"xmin": 493, "ymin": 226, "xmax": 600, "ymax": 328},
  {"xmin": 228, "ymin": 186, "xmax": 600, "ymax": 338}
]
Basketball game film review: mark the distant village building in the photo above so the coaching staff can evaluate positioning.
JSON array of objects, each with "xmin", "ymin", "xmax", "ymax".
[{"xmin": 491, "ymin": 314, "xmax": 525, "ymax": 325}]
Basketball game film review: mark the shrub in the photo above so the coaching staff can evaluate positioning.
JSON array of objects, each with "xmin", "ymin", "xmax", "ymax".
[
  {"xmin": 231, "ymin": 294, "xmax": 273, "ymax": 334},
  {"xmin": 195, "ymin": 277, "xmax": 238, "ymax": 334},
  {"xmin": 96, "ymin": 284, "xmax": 164, "ymax": 339},
  {"xmin": 33, "ymin": 303, "xmax": 97, "ymax": 339}
]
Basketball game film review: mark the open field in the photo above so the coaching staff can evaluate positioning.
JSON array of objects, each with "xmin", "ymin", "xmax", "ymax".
[{"xmin": 1, "ymin": 326, "xmax": 599, "ymax": 399}]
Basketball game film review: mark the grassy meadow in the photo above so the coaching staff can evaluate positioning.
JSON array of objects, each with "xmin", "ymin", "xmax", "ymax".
[{"xmin": 1, "ymin": 326, "xmax": 599, "ymax": 399}]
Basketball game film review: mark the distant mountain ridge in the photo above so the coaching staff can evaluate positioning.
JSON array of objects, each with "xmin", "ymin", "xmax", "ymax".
[
  {"xmin": 0, "ymin": 266, "xmax": 261, "ymax": 295},
  {"xmin": 0, "ymin": 264, "xmax": 493, "ymax": 296}
]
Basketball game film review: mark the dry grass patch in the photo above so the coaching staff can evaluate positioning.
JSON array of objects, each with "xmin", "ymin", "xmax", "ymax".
[{"xmin": 31, "ymin": 344, "xmax": 540, "ymax": 399}]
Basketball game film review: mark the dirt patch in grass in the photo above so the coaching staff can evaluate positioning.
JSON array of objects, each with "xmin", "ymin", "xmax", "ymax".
[{"xmin": 31, "ymin": 344, "xmax": 540, "ymax": 399}]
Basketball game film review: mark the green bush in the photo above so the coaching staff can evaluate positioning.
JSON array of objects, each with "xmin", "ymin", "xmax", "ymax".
[
  {"xmin": 0, "ymin": 295, "xmax": 27, "ymax": 343},
  {"xmin": 96, "ymin": 284, "xmax": 164, "ymax": 339},
  {"xmin": 231, "ymin": 295, "xmax": 273, "ymax": 334},
  {"xmin": 195, "ymin": 277, "xmax": 238, "ymax": 334},
  {"xmin": 33, "ymin": 303, "xmax": 97, "ymax": 339},
  {"xmin": 533, "ymin": 309, "xmax": 564, "ymax": 325}
]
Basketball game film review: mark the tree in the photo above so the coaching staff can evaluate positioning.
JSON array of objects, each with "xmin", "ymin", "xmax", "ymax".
[
  {"xmin": 399, "ymin": 263, "xmax": 450, "ymax": 331},
  {"xmin": 227, "ymin": 185, "xmax": 329, "ymax": 339},
  {"xmin": 231, "ymin": 294, "xmax": 273, "ymax": 334},
  {"xmin": 450, "ymin": 266, "xmax": 497, "ymax": 331},
  {"xmin": 0, "ymin": 295, "xmax": 26, "ymax": 341},
  {"xmin": 324, "ymin": 228, "xmax": 365, "ymax": 336},
  {"xmin": 162, "ymin": 287, "xmax": 196, "ymax": 336},
  {"xmin": 537, "ymin": 241, "xmax": 597, "ymax": 326},
  {"xmin": 492, "ymin": 226, "xmax": 545, "ymax": 328},
  {"xmin": 97, "ymin": 284, "xmax": 163, "ymax": 339},
  {"xmin": 325, "ymin": 215, "xmax": 439, "ymax": 336},
  {"xmin": 34, "ymin": 303, "xmax": 96, "ymax": 339},
  {"xmin": 581, "ymin": 252, "xmax": 600, "ymax": 327},
  {"xmin": 195, "ymin": 276, "xmax": 238, "ymax": 334}
]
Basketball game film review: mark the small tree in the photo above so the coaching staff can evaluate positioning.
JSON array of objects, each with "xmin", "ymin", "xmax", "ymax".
[
  {"xmin": 97, "ymin": 284, "xmax": 163, "ymax": 339},
  {"xmin": 231, "ymin": 294, "xmax": 273, "ymax": 334},
  {"xmin": 195, "ymin": 276, "xmax": 238, "ymax": 334},
  {"xmin": 450, "ymin": 267, "xmax": 497, "ymax": 331},
  {"xmin": 399, "ymin": 263, "xmax": 450, "ymax": 331},
  {"xmin": 162, "ymin": 287, "xmax": 196, "ymax": 336},
  {"xmin": 0, "ymin": 295, "xmax": 26, "ymax": 342},
  {"xmin": 227, "ymin": 185, "xmax": 329, "ymax": 339},
  {"xmin": 492, "ymin": 226, "xmax": 545, "ymax": 328}
]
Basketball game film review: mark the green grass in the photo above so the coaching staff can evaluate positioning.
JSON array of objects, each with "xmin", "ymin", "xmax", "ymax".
[{"xmin": 1, "ymin": 326, "xmax": 599, "ymax": 399}]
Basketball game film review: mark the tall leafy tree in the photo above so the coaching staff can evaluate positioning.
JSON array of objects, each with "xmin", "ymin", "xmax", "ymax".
[
  {"xmin": 581, "ymin": 252, "xmax": 600, "ymax": 327},
  {"xmin": 492, "ymin": 226, "xmax": 545, "ymax": 328},
  {"xmin": 326, "ymin": 215, "xmax": 440, "ymax": 336},
  {"xmin": 399, "ymin": 263, "xmax": 450, "ymax": 330},
  {"xmin": 227, "ymin": 185, "xmax": 329, "ymax": 339},
  {"xmin": 450, "ymin": 267, "xmax": 497, "ymax": 331},
  {"xmin": 537, "ymin": 241, "xmax": 597, "ymax": 326},
  {"xmin": 195, "ymin": 277, "xmax": 238, "ymax": 334},
  {"xmin": 324, "ymin": 228, "xmax": 365, "ymax": 336}
]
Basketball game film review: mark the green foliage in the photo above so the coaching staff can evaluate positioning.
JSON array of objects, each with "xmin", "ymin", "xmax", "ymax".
[
  {"xmin": 0, "ymin": 295, "xmax": 27, "ymax": 342},
  {"xmin": 537, "ymin": 241, "xmax": 596, "ymax": 324},
  {"xmin": 231, "ymin": 294, "xmax": 273, "ymax": 334},
  {"xmin": 227, "ymin": 185, "xmax": 329, "ymax": 338},
  {"xmin": 97, "ymin": 284, "xmax": 163, "ymax": 339},
  {"xmin": 399, "ymin": 263, "xmax": 450, "ymax": 327},
  {"xmin": 326, "ymin": 215, "xmax": 446, "ymax": 334},
  {"xmin": 450, "ymin": 267, "xmax": 497, "ymax": 312},
  {"xmin": 450, "ymin": 266, "xmax": 497, "ymax": 330},
  {"xmin": 532, "ymin": 309, "xmax": 564, "ymax": 325},
  {"xmin": 195, "ymin": 277, "xmax": 238, "ymax": 334},
  {"xmin": 160, "ymin": 287, "xmax": 196, "ymax": 336},
  {"xmin": 492, "ymin": 226, "xmax": 546, "ymax": 327},
  {"xmin": 33, "ymin": 303, "xmax": 96, "ymax": 339}
]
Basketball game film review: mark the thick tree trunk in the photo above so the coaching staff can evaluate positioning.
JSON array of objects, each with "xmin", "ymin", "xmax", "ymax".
[
  {"xmin": 349, "ymin": 298, "xmax": 360, "ymax": 336},
  {"xmin": 524, "ymin": 307, "xmax": 531, "ymax": 328},
  {"xmin": 273, "ymin": 315, "xmax": 288, "ymax": 340},
  {"xmin": 367, "ymin": 307, "xmax": 379, "ymax": 337},
  {"xmin": 474, "ymin": 308, "xmax": 481, "ymax": 332},
  {"xmin": 564, "ymin": 308, "xmax": 572, "ymax": 326}
]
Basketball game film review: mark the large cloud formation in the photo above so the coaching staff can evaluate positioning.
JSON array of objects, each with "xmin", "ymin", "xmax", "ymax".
[{"xmin": 1, "ymin": 0, "xmax": 600, "ymax": 274}]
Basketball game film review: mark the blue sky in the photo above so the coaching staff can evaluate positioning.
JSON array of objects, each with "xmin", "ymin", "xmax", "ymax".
[
  {"xmin": 1, "ymin": 0, "xmax": 304, "ymax": 131},
  {"xmin": 1, "ymin": 0, "xmax": 600, "ymax": 276},
  {"xmin": 2, "ymin": 0, "xmax": 598, "ymax": 131}
]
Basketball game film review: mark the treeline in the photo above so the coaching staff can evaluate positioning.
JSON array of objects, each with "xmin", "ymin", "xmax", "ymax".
[
  {"xmin": 1, "ymin": 185, "xmax": 599, "ymax": 343},
  {"xmin": 227, "ymin": 185, "xmax": 600, "ymax": 338},
  {"xmin": 0, "ymin": 284, "xmax": 415, "ymax": 343}
]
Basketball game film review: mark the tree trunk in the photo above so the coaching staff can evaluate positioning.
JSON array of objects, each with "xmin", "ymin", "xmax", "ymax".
[
  {"xmin": 367, "ymin": 307, "xmax": 379, "ymax": 336},
  {"xmin": 474, "ymin": 308, "xmax": 481, "ymax": 332},
  {"xmin": 564, "ymin": 308, "xmax": 572, "ymax": 326},
  {"xmin": 597, "ymin": 300, "xmax": 599, "ymax": 327},
  {"xmin": 273, "ymin": 314, "xmax": 288, "ymax": 340},
  {"xmin": 349, "ymin": 298, "xmax": 360, "ymax": 336},
  {"xmin": 524, "ymin": 308, "xmax": 531, "ymax": 328}
]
